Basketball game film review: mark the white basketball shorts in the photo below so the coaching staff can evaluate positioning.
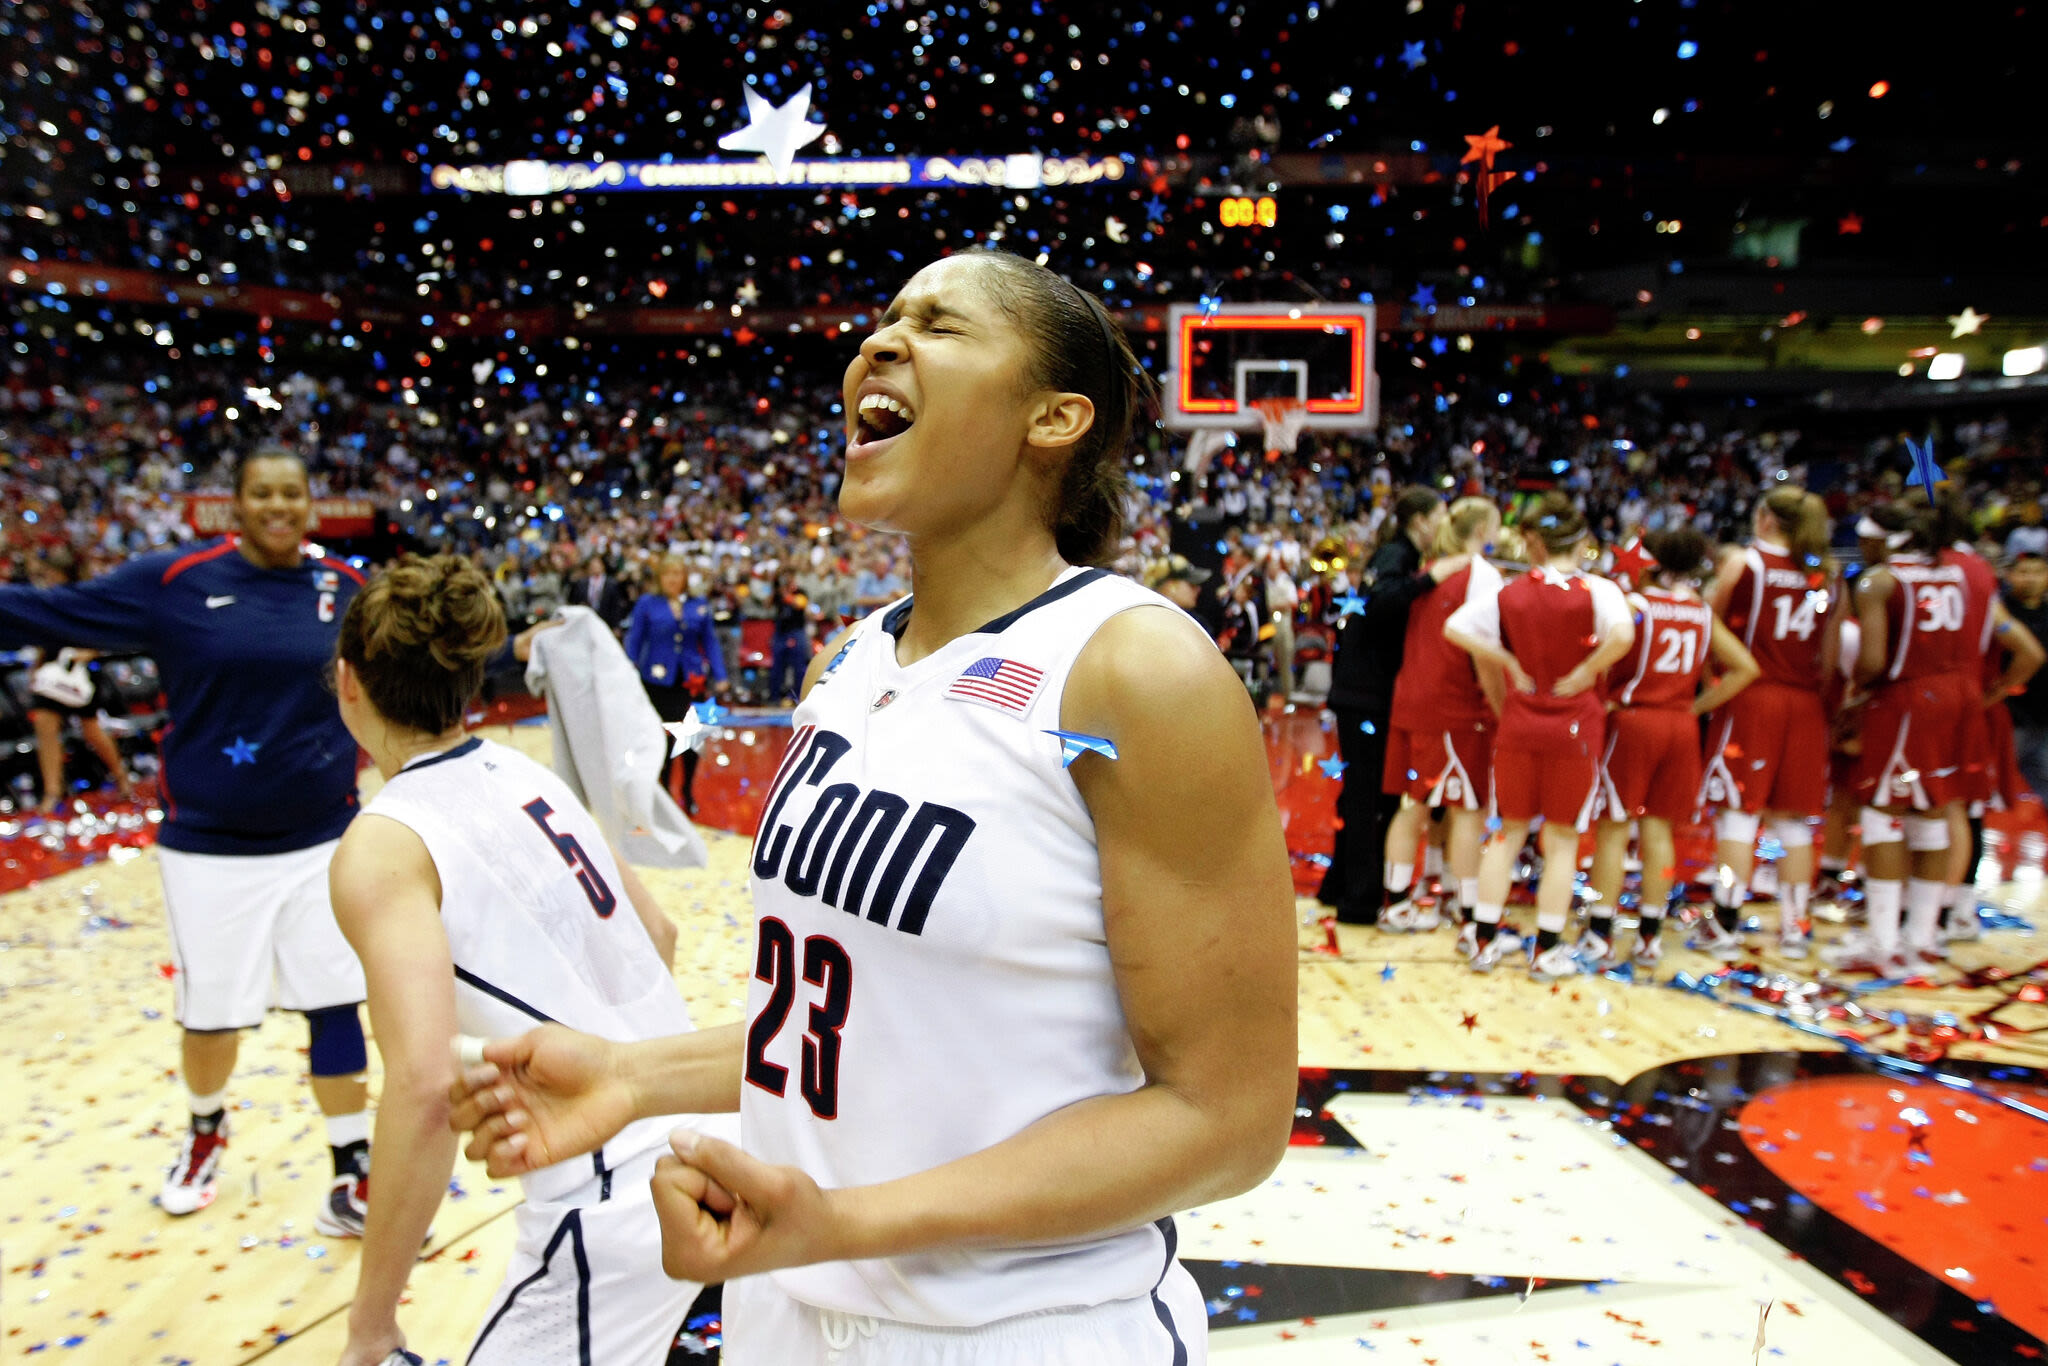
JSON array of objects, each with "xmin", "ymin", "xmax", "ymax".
[
  {"xmin": 157, "ymin": 838, "xmax": 364, "ymax": 1031},
  {"xmin": 722, "ymin": 1262, "xmax": 1208, "ymax": 1366},
  {"xmin": 467, "ymin": 1145, "xmax": 704, "ymax": 1366}
]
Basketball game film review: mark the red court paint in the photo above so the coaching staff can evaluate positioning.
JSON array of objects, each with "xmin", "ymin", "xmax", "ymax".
[{"xmin": 1740, "ymin": 1075, "xmax": 2048, "ymax": 1341}]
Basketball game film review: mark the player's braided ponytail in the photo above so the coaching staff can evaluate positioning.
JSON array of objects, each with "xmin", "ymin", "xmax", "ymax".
[{"xmin": 337, "ymin": 554, "xmax": 508, "ymax": 734}]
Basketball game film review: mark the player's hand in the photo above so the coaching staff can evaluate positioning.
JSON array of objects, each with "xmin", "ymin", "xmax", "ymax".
[
  {"xmin": 1552, "ymin": 662, "xmax": 1599, "ymax": 698},
  {"xmin": 1982, "ymin": 687, "xmax": 2010, "ymax": 711},
  {"xmin": 652, "ymin": 1129, "xmax": 843, "ymax": 1282},
  {"xmin": 511, "ymin": 616, "xmax": 567, "ymax": 662},
  {"xmin": 1504, "ymin": 658, "xmax": 1537, "ymax": 694},
  {"xmin": 446, "ymin": 1026, "xmax": 636, "ymax": 1178}
]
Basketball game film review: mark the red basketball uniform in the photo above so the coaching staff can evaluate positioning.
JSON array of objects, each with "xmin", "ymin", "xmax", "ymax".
[
  {"xmin": 1943, "ymin": 543, "xmax": 2001, "ymax": 806},
  {"xmin": 1383, "ymin": 558, "xmax": 1502, "ymax": 810},
  {"xmin": 1700, "ymin": 540, "xmax": 1832, "ymax": 816},
  {"xmin": 1851, "ymin": 554, "xmax": 1978, "ymax": 809},
  {"xmin": 1600, "ymin": 588, "xmax": 1712, "ymax": 823},
  {"xmin": 1449, "ymin": 565, "xmax": 1630, "ymax": 828}
]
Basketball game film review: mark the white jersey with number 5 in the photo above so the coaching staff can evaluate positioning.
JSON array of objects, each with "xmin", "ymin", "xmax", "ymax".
[
  {"xmin": 743, "ymin": 566, "xmax": 1192, "ymax": 1328},
  {"xmin": 362, "ymin": 736, "xmax": 695, "ymax": 1203}
]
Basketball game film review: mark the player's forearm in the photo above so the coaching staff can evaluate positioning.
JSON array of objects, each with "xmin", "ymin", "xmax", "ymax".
[
  {"xmin": 1693, "ymin": 663, "xmax": 1759, "ymax": 716},
  {"xmin": 1581, "ymin": 623, "xmax": 1637, "ymax": 677},
  {"xmin": 824, "ymin": 1074, "xmax": 1292, "ymax": 1262},
  {"xmin": 350, "ymin": 1093, "xmax": 456, "ymax": 1336},
  {"xmin": 626, "ymin": 1023, "xmax": 746, "ymax": 1119},
  {"xmin": 1445, "ymin": 626, "xmax": 1514, "ymax": 674}
]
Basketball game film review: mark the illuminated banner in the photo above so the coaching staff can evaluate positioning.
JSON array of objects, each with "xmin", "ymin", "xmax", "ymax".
[
  {"xmin": 425, "ymin": 154, "xmax": 1127, "ymax": 195},
  {"xmin": 184, "ymin": 496, "xmax": 380, "ymax": 539}
]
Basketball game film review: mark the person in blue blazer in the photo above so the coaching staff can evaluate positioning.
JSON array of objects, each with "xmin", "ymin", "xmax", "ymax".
[{"xmin": 624, "ymin": 555, "xmax": 727, "ymax": 812}]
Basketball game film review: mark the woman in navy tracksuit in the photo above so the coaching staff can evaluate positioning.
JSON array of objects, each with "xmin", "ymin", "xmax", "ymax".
[{"xmin": 624, "ymin": 554, "xmax": 727, "ymax": 811}]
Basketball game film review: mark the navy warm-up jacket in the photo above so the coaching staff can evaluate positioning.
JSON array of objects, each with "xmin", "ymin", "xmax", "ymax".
[{"xmin": 0, "ymin": 538, "xmax": 365, "ymax": 855}]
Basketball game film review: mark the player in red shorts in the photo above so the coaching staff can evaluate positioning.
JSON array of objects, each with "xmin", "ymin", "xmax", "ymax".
[
  {"xmin": 1445, "ymin": 493, "xmax": 1635, "ymax": 980},
  {"xmin": 1828, "ymin": 503, "xmax": 1978, "ymax": 972},
  {"xmin": 1698, "ymin": 487, "xmax": 1838, "ymax": 959},
  {"xmin": 1929, "ymin": 492, "xmax": 2045, "ymax": 943},
  {"xmin": 1588, "ymin": 528, "xmax": 1760, "ymax": 971},
  {"xmin": 1379, "ymin": 496, "xmax": 1505, "ymax": 936}
]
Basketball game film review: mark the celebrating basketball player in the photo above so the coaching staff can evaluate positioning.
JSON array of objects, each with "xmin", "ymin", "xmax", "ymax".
[
  {"xmin": 1377, "ymin": 496, "xmax": 1504, "ymax": 944},
  {"xmin": 0, "ymin": 447, "xmax": 379, "ymax": 1235},
  {"xmin": 447, "ymin": 251, "xmax": 1297, "ymax": 1364},
  {"xmin": 1697, "ymin": 487, "xmax": 1836, "ymax": 958},
  {"xmin": 1588, "ymin": 528, "xmax": 1760, "ymax": 969},
  {"xmin": 1445, "ymin": 492, "xmax": 1636, "ymax": 980},
  {"xmin": 327, "ymin": 554, "xmax": 710, "ymax": 1366}
]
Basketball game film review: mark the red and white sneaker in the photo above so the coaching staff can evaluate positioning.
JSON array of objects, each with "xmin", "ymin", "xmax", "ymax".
[
  {"xmin": 1632, "ymin": 935, "xmax": 1665, "ymax": 970},
  {"xmin": 1820, "ymin": 932, "xmax": 1906, "ymax": 976},
  {"xmin": 315, "ymin": 1173, "xmax": 369, "ymax": 1238},
  {"xmin": 1382, "ymin": 898, "xmax": 1443, "ymax": 933},
  {"xmin": 160, "ymin": 1124, "xmax": 226, "ymax": 1216}
]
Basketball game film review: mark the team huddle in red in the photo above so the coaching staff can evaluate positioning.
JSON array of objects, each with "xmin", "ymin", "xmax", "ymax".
[{"xmin": 1362, "ymin": 486, "xmax": 2044, "ymax": 980}]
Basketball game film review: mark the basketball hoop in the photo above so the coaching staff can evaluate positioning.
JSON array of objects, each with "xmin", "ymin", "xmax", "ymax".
[{"xmin": 1252, "ymin": 397, "xmax": 1308, "ymax": 456}]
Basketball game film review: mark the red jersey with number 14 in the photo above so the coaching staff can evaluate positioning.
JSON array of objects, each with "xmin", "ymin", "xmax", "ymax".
[
  {"xmin": 1722, "ymin": 540, "xmax": 1828, "ymax": 691},
  {"xmin": 1607, "ymin": 588, "xmax": 1713, "ymax": 711}
]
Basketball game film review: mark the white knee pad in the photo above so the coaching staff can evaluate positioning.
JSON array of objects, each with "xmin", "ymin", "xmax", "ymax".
[
  {"xmin": 1771, "ymin": 818, "xmax": 1814, "ymax": 851},
  {"xmin": 1715, "ymin": 809, "xmax": 1761, "ymax": 845},
  {"xmin": 1905, "ymin": 815, "xmax": 1950, "ymax": 853},
  {"xmin": 1859, "ymin": 808, "xmax": 1905, "ymax": 846}
]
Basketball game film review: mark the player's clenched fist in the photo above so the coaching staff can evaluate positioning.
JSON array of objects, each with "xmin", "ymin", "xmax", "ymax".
[{"xmin": 651, "ymin": 1128, "xmax": 841, "ymax": 1282}]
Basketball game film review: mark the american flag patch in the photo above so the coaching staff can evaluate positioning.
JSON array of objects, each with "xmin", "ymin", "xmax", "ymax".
[{"xmin": 945, "ymin": 656, "xmax": 1044, "ymax": 715}]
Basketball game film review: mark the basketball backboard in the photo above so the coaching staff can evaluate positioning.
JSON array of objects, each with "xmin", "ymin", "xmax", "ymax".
[{"xmin": 1162, "ymin": 302, "xmax": 1378, "ymax": 431}]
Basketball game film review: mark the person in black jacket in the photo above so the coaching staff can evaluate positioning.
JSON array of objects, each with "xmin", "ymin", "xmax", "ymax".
[
  {"xmin": 565, "ymin": 554, "xmax": 633, "ymax": 631},
  {"xmin": 1320, "ymin": 486, "xmax": 1445, "ymax": 923}
]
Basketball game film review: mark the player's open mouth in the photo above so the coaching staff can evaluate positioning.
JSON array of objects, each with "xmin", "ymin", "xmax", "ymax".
[{"xmin": 851, "ymin": 392, "xmax": 916, "ymax": 452}]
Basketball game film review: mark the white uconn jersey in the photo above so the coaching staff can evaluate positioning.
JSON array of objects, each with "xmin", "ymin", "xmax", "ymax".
[
  {"xmin": 744, "ymin": 567, "xmax": 1185, "ymax": 1326},
  {"xmin": 363, "ymin": 737, "xmax": 695, "ymax": 1203}
]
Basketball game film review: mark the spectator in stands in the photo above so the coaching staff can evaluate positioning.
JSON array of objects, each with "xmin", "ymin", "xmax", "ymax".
[
  {"xmin": 565, "ymin": 554, "xmax": 631, "ymax": 632},
  {"xmin": 767, "ymin": 571, "xmax": 813, "ymax": 705},
  {"xmin": 2007, "ymin": 497, "xmax": 2048, "ymax": 560}
]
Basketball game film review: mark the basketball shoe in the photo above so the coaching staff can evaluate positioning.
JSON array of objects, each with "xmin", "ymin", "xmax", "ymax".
[
  {"xmin": 160, "ymin": 1123, "xmax": 226, "ymax": 1216},
  {"xmin": 316, "ymin": 1172, "xmax": 370, "ymax": 1238},
  {"xmin": 1944, "ymin": 904, "xmax": 1982, "ymax": 943},
  {"xmin": 1688, "ymin": 917, "xmax": 1743, "ymax": 962},
  {"xmin": 1632, "ymin": 935, "xmax": 1664, "ymax": 970},
  {"xmin": 1468, "ymin": 934, "xmax": 1508, "ymax": 973},
  {"xmin": 1819, "ymin": 932, "xmax": 1906, "ymax": 977},
  {"xmin": 1382, "ymin": 898, "xmax": 1442, "ymax": 933},
  {"xmin": 1777, "ymin": 922, "xmax": 1811, "ymax": 960},
  {"xmin": 1528, "ymin": 940, "xmax": 1582, "ymax": 983},
  {"xmin": 1455, "ymin": 920, "xmax": 1478, "ymax": 960}
]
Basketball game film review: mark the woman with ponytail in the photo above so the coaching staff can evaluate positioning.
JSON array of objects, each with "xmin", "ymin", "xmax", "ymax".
[
  {"xmin": 1444, "ymin": 492, "xmax": 1636, "ymax": 980},
  {"xmin": 1698, "ymin": 486, "xmax": 1838, "ymax": 959},
  {"xmin": 446, "ymin": 252, "xmax": 1296, "ymax": 1362},
  {"xmin": 1588, "ymin": 529, "xmax": 1760, "ymax": 970}
]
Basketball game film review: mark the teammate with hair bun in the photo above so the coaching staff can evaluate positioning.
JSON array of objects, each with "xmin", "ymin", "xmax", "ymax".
[
  {"xmin": 1445, "ymin": 492, "xmax": 1636, "ymax": 980},
  {"xmin": 444, "ymin": 251, "xmax": 1296, "ymax": 1364},
  {"xmin": 0, "ymin": 446, "xmax": 378, "ymax": 1233},
  {"xmin": 328, "ymin": 554, "xmax": 708, "ymax": 1366},
  {"xmin": 1698, "ymin": 486, "xmax": 1837, "ymax": 958},
  {"xmin": 1588, "ymin": 528, "xmax": 1760, "ymax": 969}
]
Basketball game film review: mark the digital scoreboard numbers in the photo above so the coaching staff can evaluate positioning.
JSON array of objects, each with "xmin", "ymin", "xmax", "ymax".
[{"xmin": 1217, "ymin": 196, "xmax": 1278, "ymax": 228}]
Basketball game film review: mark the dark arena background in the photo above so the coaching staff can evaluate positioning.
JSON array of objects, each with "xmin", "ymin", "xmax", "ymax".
[{"xmin": 3, "ymin": 2, "xmax": 2047, "ymax": 1362}]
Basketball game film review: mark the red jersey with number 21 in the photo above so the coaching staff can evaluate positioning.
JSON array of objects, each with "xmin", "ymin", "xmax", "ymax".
[
  {"xmin": 1607, "ymin": 588, "xmax": 1713, "ymax": 711},
  {"xmin": 1722, "ymin": 541, "xmax": 1828, "ymax": 690}
]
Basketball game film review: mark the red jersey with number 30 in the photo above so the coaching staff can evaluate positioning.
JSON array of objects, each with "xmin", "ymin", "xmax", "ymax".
[
  {"xmin": 1883, "ymin": 553, "xmax": 1973, "ymax": 682},
  {"xmin": 1722, "ymin": 540, "xmax": 1829, "ymax": 691},
  {"xmin": 1940, "ymin": 543, "xmax": 2002, "ymax": 687},
  {"xmin": 1606, "ymin": 588, "xmax": 1714, "ymax": 711}
]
